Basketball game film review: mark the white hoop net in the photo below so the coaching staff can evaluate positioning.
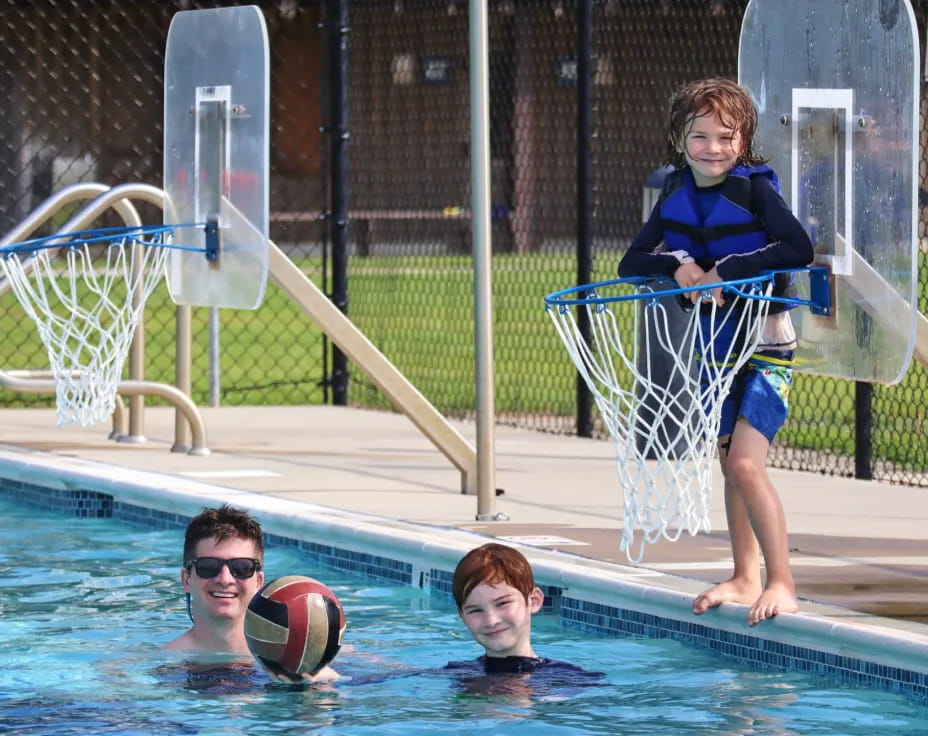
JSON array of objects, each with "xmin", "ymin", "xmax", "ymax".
[
  {"xmin": 547, "ymin": 279, "xmax": 774, "ymax": 561},
  {"xmin": 0, "ymin": 229, "xmax": 171, "ymax": 427}
]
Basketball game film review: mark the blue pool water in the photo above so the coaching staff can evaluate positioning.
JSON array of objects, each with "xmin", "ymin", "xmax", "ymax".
[{"xmin": 1, "ymin": 499, "xmax": 927, "ymax": 735}]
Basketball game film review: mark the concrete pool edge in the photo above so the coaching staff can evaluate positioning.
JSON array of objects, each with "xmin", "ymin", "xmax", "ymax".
[{"xmin": 1, "ymin": 445, "xmax": 926, "ymax": 689}]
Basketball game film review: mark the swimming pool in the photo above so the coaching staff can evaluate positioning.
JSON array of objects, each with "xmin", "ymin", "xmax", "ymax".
[{"xmin": 2, "ymin": 499, "xmax": 927, "ymax": 735}]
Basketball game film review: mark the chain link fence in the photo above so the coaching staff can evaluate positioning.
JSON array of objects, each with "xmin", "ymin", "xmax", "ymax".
[{"xmin": 0, "ymin": 0, "xmax": 924, "ymax": 486}]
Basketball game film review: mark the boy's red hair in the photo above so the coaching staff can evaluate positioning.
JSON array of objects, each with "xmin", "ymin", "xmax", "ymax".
[{"xmin": 452, "ymin": 543, "xmax": 536, "ymax": 610}]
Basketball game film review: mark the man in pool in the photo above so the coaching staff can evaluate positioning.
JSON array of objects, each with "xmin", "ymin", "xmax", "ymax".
[
  {"xmin": 162, "ymin": 503, "xmax": 338, "ymax": 685},
  {"xmin": 164, "ymin": 503, "xmax": 267, "ymax": 655},
  {"xmin": 446, "ymin": 542, "xmax": 599, "ymax": 684}
]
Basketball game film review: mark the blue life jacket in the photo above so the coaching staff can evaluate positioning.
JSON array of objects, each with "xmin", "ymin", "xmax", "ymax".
[{"xmin": 659, "ymin": 163, "xmax": 778, "ymax": 262}]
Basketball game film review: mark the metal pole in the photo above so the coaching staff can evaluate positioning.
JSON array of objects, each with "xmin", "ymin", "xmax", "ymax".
[
  {"xmin": 208, "ymin": 307, "xmax": 220, "ymax": 406},
  {"xmin": 123, "ymin": 246, "xmax": 146, "ymax": 442},
  {"xmin": 855, "ymin": 381, "xmax": 873, "ymax": 480},
  {"xmin": 173, "ymin": 304, "xmax": 192, "ymax": 452},
  {"xmin": 470, "ymin": 0, "xmax": 498, "ymax": 519},
  {"xmin": 328, "ymin": 0, "xmax": 350, "ymax": 405},
  {"xmin": 576, "ymin": 0, "xmax": 593, "ymax": 438}
]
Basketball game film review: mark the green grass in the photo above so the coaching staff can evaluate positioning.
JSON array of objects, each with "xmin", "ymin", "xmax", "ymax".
[{"xmin": 346, "ymin": 253, "xmax": 585, "ymax": 414}]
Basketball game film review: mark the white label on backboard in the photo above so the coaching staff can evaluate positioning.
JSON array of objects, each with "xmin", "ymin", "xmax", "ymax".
[
  {"xmin": 791, "ymin": 88, "xmax": 853, "ymax": 275},
  {"xmin": 194, "ymin": 85, "xmax": 231, "ymax": 225}
]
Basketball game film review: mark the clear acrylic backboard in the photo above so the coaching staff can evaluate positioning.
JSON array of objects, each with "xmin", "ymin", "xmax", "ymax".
[
  {"xmin": 739, "ymin": 0, "xmax": 919, "ymax": 384},
  {"xmin": 164, "ymin": 5, "xmax": 269, "ymax": 309}
]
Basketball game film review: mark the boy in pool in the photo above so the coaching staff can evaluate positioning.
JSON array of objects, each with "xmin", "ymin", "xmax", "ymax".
[
  {"xmin": 163, "ymin": 503, "xmax": 338, "ymax": 683},
  {"xmin": 618, "ymin": 78, "xmax": 813, "ymax": 625},
  {"xmin": 446, "ymin": 542, "xmax": 593, "ymax": 678}
]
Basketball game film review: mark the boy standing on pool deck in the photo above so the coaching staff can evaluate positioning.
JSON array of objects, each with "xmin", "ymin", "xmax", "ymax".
[
  {"xmin": 618, "ymin": 77, "xmax": 813, "ymax": 626},
  {"xmin": 164, "ymin": 504, "xmax": 266, "ymax": 655}
]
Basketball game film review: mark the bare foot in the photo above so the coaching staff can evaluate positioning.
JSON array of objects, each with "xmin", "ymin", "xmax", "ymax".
[
  {"xmin": 747, "ymin": 584, "xmax": 799, "ymax": 626},
  {"xmin": 692, "ymin": 578, "xmax": 761, "ymax": 615}
]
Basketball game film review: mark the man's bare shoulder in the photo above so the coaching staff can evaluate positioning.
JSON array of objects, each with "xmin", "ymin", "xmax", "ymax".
[{"xmin": 162, "ymin": 629, "xmax": 196, "ymax": 651}]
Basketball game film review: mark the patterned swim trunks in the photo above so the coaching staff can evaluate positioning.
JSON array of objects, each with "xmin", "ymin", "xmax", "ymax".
[{"xmin": 717, "ymin": 351, "xmax": 794, "ymax": 442}]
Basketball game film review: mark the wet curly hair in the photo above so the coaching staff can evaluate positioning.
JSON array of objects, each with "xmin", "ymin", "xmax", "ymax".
[{"xmin": 666, "ymin": 77, "xmax": 767, "ymax": 169}]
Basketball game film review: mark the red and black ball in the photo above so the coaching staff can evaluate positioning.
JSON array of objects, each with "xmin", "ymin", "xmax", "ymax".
[{"xmin": 245, "ymin": 575, "xmax": 346, "ymax": 678}]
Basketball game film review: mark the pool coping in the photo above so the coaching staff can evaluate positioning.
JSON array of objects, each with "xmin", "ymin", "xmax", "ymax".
[{"xmin": 2, "ymin": 444, "xmax": 927, "ymax": 700}]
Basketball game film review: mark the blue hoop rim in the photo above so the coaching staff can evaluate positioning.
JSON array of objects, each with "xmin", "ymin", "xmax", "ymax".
[
  {"xmin": 544, "ymin": 265, "xmax": 831, "ymax": 315},
  {"xmin": 0, "ymin": 223, "xmax": 210, "ymax": 258}
]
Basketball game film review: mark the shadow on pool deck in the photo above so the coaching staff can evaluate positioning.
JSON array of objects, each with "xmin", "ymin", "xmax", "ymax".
[{"xmin": 1, "ymin": 404, "xmax": 926, "ymax": 625}]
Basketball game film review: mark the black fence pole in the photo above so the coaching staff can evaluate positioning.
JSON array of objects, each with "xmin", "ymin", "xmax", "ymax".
[
  {"xmin": 327, "ymin": 0, "xmax": 350, "ymax": 405},
  {"xmin": 575, "ymin": 0, "xmax": 593, "ymax": 437},
  {"xmin": 855, "ymin": 381, "xmax": 873, "ymax": 480}
]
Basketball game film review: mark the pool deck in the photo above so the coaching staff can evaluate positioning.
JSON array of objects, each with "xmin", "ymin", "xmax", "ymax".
[{"xmin": 1, "ymin": 403, "xmax": 927, "ymax": 634}]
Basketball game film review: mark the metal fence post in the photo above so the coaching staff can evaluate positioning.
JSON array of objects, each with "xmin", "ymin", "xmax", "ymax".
[
  {"xmin": 328, "ymin": 0, "xmax": 350, "ymax": 406},
  {"xmin": 576, "ymin": 0, "xmax": 593, "ymax": 438}
]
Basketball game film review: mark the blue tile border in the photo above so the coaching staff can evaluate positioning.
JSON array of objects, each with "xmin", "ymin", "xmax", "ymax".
[
  {"xmin": 560, "ymin": 597, "xmax": 928, "ymax": 701},
  {"xmin": 3, "ymin": 478, "xmax": 114, "ymax": 518},
  {"xmin": 3, "ymin": 476, "xmax": 927, "ymax": 705}
]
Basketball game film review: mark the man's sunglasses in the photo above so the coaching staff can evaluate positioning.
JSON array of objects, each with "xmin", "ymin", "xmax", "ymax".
[{"xmin": 184, "ymin": 557, "xmax": 262, "ymax": 579}]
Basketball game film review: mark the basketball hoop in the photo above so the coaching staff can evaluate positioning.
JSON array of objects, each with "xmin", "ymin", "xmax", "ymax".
[
  {"xmin": 0, "ymin": 224, "xmax": 206, "ymax": 427},
  {"xmin": 545, "ymin": 269, "xmax": 829, "ymax": 562}
]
